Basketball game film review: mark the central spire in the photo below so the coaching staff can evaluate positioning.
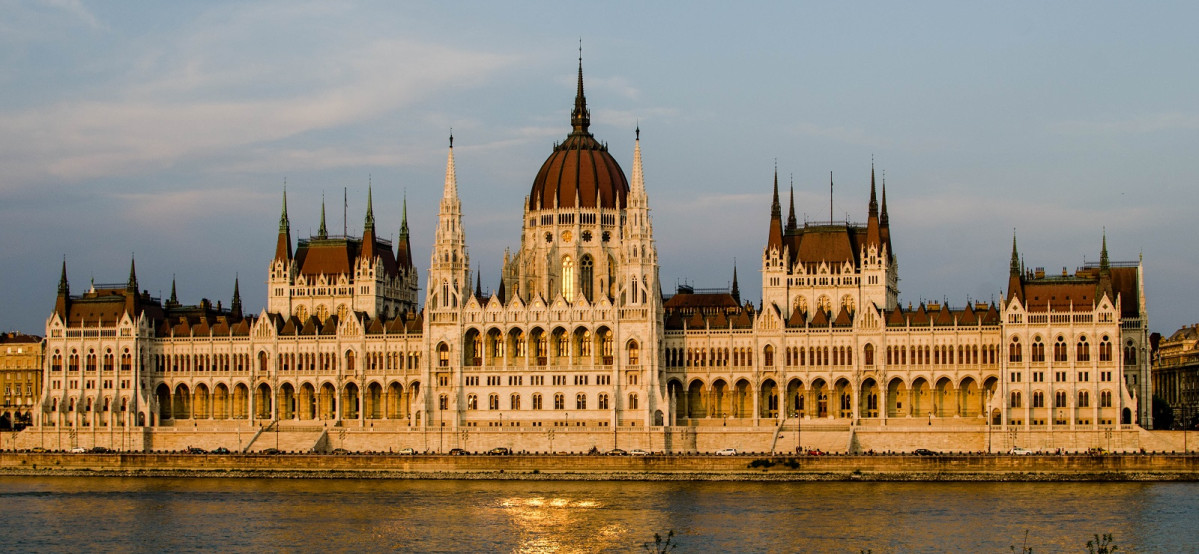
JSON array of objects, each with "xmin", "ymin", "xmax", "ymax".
[{"xmin": 570, "ymin": 45, "xmax": 590, "ymax": 134}]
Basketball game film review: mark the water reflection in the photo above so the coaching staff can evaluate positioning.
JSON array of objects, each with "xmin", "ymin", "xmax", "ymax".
[{"xmin": 0, "ymin": 478, "xmax": 1195, "ymax": 552}]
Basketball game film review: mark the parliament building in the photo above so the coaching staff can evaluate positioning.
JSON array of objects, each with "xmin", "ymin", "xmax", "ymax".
[{"xmin": 30, "ymin": 62, "xmax": 1154, "ymax": 454}]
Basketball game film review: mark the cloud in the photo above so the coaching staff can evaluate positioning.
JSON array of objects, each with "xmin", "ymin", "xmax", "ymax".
[
  {"xmin": 1049, "ymin": 112, "xmax": 1199, "ymax": 135},
  {"xmin": 0, "ymin": 15, "xmax": 517, "ymax": 189},
  {"xmin": 40, "ymin": 0, "xmax": 104, "ymax": 30}
]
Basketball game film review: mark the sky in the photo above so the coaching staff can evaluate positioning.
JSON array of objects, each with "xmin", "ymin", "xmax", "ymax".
[{"xmin": 1, "ymin": 1, "xmax": 1196, "ymax": 337}]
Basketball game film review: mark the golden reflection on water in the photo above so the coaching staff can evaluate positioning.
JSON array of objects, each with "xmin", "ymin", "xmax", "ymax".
[{"xmin": 500, "ymin": 495, "xmax": 628, "ymax": 553}]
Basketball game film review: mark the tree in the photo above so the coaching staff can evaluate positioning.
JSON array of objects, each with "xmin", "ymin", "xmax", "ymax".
[{"xmin": 1151, "ymin": 396, "xmax": 1174, "ymax": 430}]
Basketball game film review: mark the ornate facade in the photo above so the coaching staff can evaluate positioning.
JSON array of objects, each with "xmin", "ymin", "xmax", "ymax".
[{"xmin": 32, "ymin": 61, "xmax": 1153, "ymax": 451}]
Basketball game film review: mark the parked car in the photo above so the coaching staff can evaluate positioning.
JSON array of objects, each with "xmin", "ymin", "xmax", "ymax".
[
  {"xmin": 487, "ymin": 447, "xmax": 512, "ymax": 456},
  {"xmin": 398, "ymin": 447, "xmax": 416, "ymax": 455},
  {"xmin": 260, "ymin": 448, "xmax": 280, "ymax": 455},
  {"xmin": 448, "ymin": 448, "xmax": 467, "ymax": 456},
  {"xmin": 90, "ymin": 446, "xmax": 111, "ymax": 453},
  {"xmin": 31, "ymin": 447, "xmax": 46, "ymax": 453},
  {"xmin": 715, "ymin": 448, "xmax": 737, "ymax": 456},
  {"xmin": 1010, "ymin": 447, "xmax": 1034, "ymax": 455},
  {"xmin": 629, "ymin": 449, "xmax": 649, "ymax": 456},
  {"xmin": 606, "ymin": 448, "xmax": 628, "ymax": 456},
  {"xmin": 330, "ymin": 448, "xmax": 349, "ymax": 455},
  {"xmin": 69, "ymin": 446, "xmax": 87, "ymax": 453},
  {"xmin": 186, "ymin": 447, "xmax": 207, "ymax": 454},
  {"xmin": 212, "ymin": 447, "xmax": 231, "ymax": 454},
  {"xmin": 913, "ymin": 448, "xmax": 936, "ymax": 456}
]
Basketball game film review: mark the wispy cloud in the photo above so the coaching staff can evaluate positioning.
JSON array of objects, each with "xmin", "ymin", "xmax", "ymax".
[
  {"xmin": 39, "ymin": 0, "xmax": 104, "ymax": 30},
  {"xmin": 1049, "ymin": 112, "xmax": 1199, "ymax": 135}
]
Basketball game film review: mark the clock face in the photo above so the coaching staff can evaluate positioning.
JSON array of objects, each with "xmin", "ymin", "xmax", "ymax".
[{"xmin": 561, "ymin": 230, "xmax": 573, "ymax": 243}]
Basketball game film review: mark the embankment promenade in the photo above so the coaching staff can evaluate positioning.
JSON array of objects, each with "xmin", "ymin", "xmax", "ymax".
[{"xmin": 2, "ymin": 452, "xmax": 1197, "ymax": 481}]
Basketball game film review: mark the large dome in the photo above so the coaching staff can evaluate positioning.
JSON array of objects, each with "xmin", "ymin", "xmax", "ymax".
[{"xmin": 528, "ymin": 62, "xmax": 628, "ymax": 211}]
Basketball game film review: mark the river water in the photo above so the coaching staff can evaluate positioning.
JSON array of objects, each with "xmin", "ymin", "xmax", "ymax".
[{"xmin": 1, "ymin": 477, "xmax": 1195, "ymax": 552}]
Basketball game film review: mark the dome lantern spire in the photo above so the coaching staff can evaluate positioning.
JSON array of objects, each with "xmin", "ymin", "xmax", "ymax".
[{"xmin": 570, "ymin": 43, "xmax": 590, "ymax": 135}]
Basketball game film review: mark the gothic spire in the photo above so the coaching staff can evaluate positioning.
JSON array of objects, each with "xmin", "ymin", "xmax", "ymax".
[
  {"xmin": 767, "ymin": 166, "xmax": 784, "ymax": 253},
  {"xmin": 1010, "ymin": 231, "xmax": 1020, "ymax": 276},
  {"xmin": 275, "ymin": 186, "xmax": 293, "ymax": 261},
  {"xmin": 786, "ymin": 178, "xmax": 797, "ymax": 232},
  {"xmin": 475, "ymin": 269, "xmax": 483, "ymax": 301},
  {"xmin": 58, "ymin": 257, "xmax": 69, "ymax": 296},
  {"xmin": 868, "ymin": 163, "xmax": 879, "ymax": 218},
  {"xmin": 169, "ymin": 275, "xmax": 178, "ymax": 305},
  {"xmin": 317, "ymin": 196, "xmax": 328, "ymax": 239},
  {"xmin": 364, "ymin": 180, "xmax": 375, "ymax": 232},
  {"xmin": 126, "ymin": 255, "xmax": 139, "ymax": 293},
  {"xmin": 443, "ymin": 133, "xmax": 457, "ymax": 198},
  {"xmin": 630, "ymin": 125, "xmax": 645, "ymax": 197},
  {"xmin": 570, "ymin": 45, "xmax": 590, "ymax": 135},
  {"xmin": 231, "ymin": 275, "xmax": 243, "ymax": 319},
  {"xmin": 880, "ymin": 176, "xmax": 889, "ymax": 226},
  {"xmin": 731, "ymin": 262, "xmax": 741, "ymax": 305},
  {"xmin": 1100, "ymin": 229, "xmax": 1110, "ymax": 271},
  {"xmin": 279, "ymin": 184, "xmax": 290, "ymax": 232}
]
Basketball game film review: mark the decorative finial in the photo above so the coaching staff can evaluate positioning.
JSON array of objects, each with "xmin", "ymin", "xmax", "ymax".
[
  {"xmin": 449, "ymin": 128, "xmax": 453, "ymax": 148},
  {"xmin": 635, "ymin": 120, "xmax": 640, "ymax": 140}
]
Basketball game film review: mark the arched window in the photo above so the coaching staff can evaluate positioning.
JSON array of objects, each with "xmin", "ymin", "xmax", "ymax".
[
  {"xmin": 1009, "ymin": 337, "xmax": 1022, "ymax": 363},
  {"xmin": 561, "ymin": 256, "xmax": 574, "ymax": 302},
  {"xmin": 510, "ymin": 393, "xmax": 521, "ymax": 410},
  {"xmin": 1100, "ymin": 390, "xmax": 1113, "ymax": 408},
  {"xmin": 438, "ymin": 394, "xmax": 448, "ymax": 411},
  {"xmin": 1054, "ymin": 337, "xmax": 1068, "ymax": 362},
  {"xmin": 1124, "ymin": 341, "xmax": 1137, "ymax": 364},
  {"xmin": 1078, "ymin": 390, "xmax": 1090, "ymax": 408},
  {"xmin": 1099, "ymin": 336, "xmax": 1112, "ymax": 362},
  {"xmin": 1076, "ymin": 336, "xmax": 1090, "ymax": 362},
  {"xmin": 467, "ymin": 394, "xmax": 478, "ymax": 410},
  {"xmin": 598, "ymin": 393, "xmax": 609, "ymax": 410},
  {"xmin": 864, "ymin": 344, "xmax": 875, "ymax": 366},
  {"xmin": 532, "ymin": 393, "xmax": 543, "ymax": 410},
  {"xmin": 1032, "ymin": 391, "xmax": 1044, "ymax": 408},
  {"xmin": 580, "ymin": 255, "xmax": 594, "ymax": 302},
  {"xmin": 1055, "ymin": 390, "xmax": 1067, "ymax": 408},
  {"xmin": 1032, "ymin": 337, "xmax": 1045, "ymax": 362},
  {"xmin": 627, "ymin": 340, "xmax": 640, "ymax": 365},
  {"xmin": 1010, "ymin": 391, "xmax": 1022, "ymax": 408},
  {"xmin": 576, "ymin": 393, "xmax": 587, "ymax": 410},
  {"xmin": 438, "ymin": 343, "xmax": 450, "ymax": 367},
  {"xmin": 488, "ymin": 394, "xmax": 499, "ymax": 410},
  {"xmin": 629, "ymin": 393, "xmax": 639, "ymax": 410},
  {"xmin": 554, "ymin": 393, "xmax": 565, "ymax": 410},
  {"xmin": 763, "ymin": 345, "xmax": 775, "ymax": 367}
]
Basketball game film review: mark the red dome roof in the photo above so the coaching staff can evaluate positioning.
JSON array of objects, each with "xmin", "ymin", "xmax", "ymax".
[{"xmin": 528, "ymin": 61, "xmax": 628, "ymax": 211}]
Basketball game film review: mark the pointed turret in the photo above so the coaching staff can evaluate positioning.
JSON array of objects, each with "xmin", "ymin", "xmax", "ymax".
[
  {"xmin": 362, "ymin": 184, "xmax": 377, "ymax": 260},
  {"xmin": 275, "ymin": 187, "xmax": 293, "ymax": 262},
  {"xmin": 1007, "ymin": 231, "xmax": 1024, "ymax": 306},
  {"xmin": 364, "ymin": 182, "xmax": 376, "ymax": 233},
  {"xmin": 496, "ymin": 272, "xmax": 507, "ymax": 305},
  {"xmin": 317, "ymin": 197, "xmax": 328, "ymax": 239},
  {"xmin": 55, "ymin": 258, "xmax": 70, "ymax": 318},
  {"xmin": 395, "ymin": 193, "xmax": 413, "ymax": 268},
  {"xmin": 630, "ymin": 125, "xmax": 645, "ymax": 197},
  {"xmin": 731, "ymin": 263, "xmax": 740, "ymax": 305},
  {"xmin": 880, "ymin": 177, "xmax": 891, "ymax": 258},
  {"xmin": 429, "ymin": 132, "xmax": 469, "ymax": 311},
  {"xmin": 231, "ymin": 276, "xmax": 243, "ymax": 319},
  {"xmin": 443, "ymin": 134, "xmax": 457, "ymax": 199},
  {"xmin": 126, "ymin": 255, "xmax": 139, "ymax": 293},
  {"xmin": 880, "ymin": 178, "xmax": 889, "ymax": 226},
  {"xmin": 474, "ymin": 269, "xmax": 483, "ymax": 301},
  {"xmin": 767, "ymin": 167, "xmax": 784, "ymax": 253},
  {"xmin": 1096, "ymin": 230, "xmax": 1114, "ymax": 304},
  {"xmin": 58, "ymin": 257, "xmax": 69, "ymax": 296},
  {"xmin": 865, "ymin": 165, "xmax": 882, "ymax": 249},
  {"xmin": 786, "ymin": 179, "xmax": 797, "ymax": 233},
  {"xmin": 168, "ymin": 275, "xmax": 178, "ymax": 306}
]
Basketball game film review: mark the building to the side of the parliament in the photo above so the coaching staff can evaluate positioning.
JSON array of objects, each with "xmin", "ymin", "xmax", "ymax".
[{"xmin": 28, "ymin": 63, "xmax": 1156, "ymax": 454}]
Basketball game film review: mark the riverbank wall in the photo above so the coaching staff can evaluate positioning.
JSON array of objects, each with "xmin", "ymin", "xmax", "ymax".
[
  {"xmin": 2, "ymin": 452, "xmax": 1197, "ymax": 481},
  {"xmin": 9, "ymin": 423, "xmax": 1197, "ymax": 456}
]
